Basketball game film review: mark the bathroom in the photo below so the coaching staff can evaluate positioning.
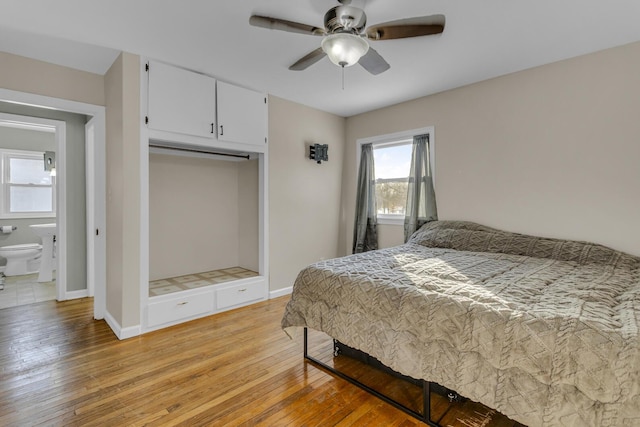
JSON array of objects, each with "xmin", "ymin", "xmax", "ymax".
[
  {"xmin": 0, "ymin": 113, "xmax": 57, "ymax": 307},
  {"xmin": 0, "ymin": 101, "xmax": 89, "ymax": 309}
]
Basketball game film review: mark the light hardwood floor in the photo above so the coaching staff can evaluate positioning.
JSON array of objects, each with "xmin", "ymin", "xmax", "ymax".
[{"xmin": 0, "ymin": 296, "xmax": 524, "ymax": 426}]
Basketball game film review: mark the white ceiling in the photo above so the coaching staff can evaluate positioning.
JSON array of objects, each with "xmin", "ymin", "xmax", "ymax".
[{"xmin": 1, "ymin": 0, "xmax": 640, "ymax": 117}]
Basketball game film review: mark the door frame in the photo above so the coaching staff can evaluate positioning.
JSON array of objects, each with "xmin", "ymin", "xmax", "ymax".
[
  {"xmin": 0, "ymin": 88, "xmax": 106, "ymax": 318},
  {"xmin": 85, "ymin": 115, "xmax": 106, "ymax": 319}
]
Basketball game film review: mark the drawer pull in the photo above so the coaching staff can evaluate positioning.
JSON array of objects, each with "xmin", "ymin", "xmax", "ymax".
[
  {"xmin": 238, "ymin": 288, "xmax": 247, "ymax": 292},
  {"xmin": 177, "ymin": 301, "xmax": 189, "ymax": 306}
]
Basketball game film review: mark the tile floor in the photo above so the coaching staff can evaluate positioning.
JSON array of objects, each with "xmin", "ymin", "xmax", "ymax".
[
  {"xmin": 0, "ymin": 273, "xmax": 57, "ymax": 309},
  {"xmin": 149, "ymin": 267, "xmax": 258, "ymax": 297}
]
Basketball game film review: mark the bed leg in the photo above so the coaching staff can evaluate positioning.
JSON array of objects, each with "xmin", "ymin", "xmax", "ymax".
[
  {"xmin": 303, "ymin": 327, "xmax": 308, "ymax": 358},
  {"xmin": 303, "ymin": 327, "xmax": 439, "ymax": 426},
  {"xmin": 423, "ymin": 380, "xmax": 431, "ymax": 424}
]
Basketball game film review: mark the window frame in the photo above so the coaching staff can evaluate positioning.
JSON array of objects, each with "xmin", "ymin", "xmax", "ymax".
[
  {"xmin": 356, "ymin": 127, "xmax": 435, "ymax": 226},
  {"xmin": 0, "ymin": 148, "xmax": 56, "ymax": 219}
]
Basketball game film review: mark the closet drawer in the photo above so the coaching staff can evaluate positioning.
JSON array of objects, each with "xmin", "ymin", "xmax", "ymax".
[
  {"xmin": 216, "ymin": 281, "xmax": 265, "ymax": 310},
  {"xmin": 147, "ymin": 291, "xmax": 214, "ymax": 327}
]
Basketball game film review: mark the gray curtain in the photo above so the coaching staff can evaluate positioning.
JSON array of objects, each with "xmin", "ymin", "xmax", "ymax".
[
  {"xmin": 404, "ymin": 134, "xmax": 438, "ymax": 242},
  {"xmin": 353, "ymin": 144, "xmax": 378, "ymax": 253}
]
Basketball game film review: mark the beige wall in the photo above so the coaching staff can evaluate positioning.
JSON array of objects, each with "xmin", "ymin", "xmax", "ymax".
[
  {"xmin": 377, "ymin": 224, "xmax": 405, "ymax": 249},
  {"xmin": 149, "ymin": 153, "xmax": 258, "ymax": 280},
  {"xmin": 238, "ymin": 159, "xmax": 259, "ymax": 272},
  {"xmin": 105, "ymin": 52, "xmax": 141, "ymax": 328},
  {"xmin": 268, "ymin": 96, "xmax": 345, "ymax": 291},
  {"xmin": 0, "ymin": 51, "xmax": 104, "ymax": 106},
  {"xmin": 343, "ymin": 41, "xmax": 640, "ymax": 257}
]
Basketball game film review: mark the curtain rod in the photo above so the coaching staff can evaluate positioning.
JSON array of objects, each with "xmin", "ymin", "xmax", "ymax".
[{"xmin": 149, "ymin": 143, "xmax": 251, "ymax": 160}]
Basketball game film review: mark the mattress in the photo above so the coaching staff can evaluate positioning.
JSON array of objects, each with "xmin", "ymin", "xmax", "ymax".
[{"xmin": 282, "ymin": 221, "xmax": 640, "ymax": 427}]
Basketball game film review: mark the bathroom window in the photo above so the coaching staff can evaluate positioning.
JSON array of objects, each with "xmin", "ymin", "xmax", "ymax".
[{"xmin": 0, "ymin": 149, "xmax": 56, "ymax": 219}]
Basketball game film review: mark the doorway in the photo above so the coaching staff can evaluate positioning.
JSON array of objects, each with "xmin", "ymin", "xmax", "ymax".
[
  {"xmin": 0, "ymin": 112, "xmax": 64, "ymax": 306},
  {"xmin": 0, "ymin": 89, "xmax": 106, "ymax": 319}
]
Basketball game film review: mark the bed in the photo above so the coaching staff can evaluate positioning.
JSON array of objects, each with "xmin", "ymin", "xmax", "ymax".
[{"xmin": 281, "ymin": 221, "xmax": 640, "ymax": 427}]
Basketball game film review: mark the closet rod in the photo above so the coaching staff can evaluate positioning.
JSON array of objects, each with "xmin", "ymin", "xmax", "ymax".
[{"xmin": 149, "ymin": 143, "xmax": 251, "ymax": 160}]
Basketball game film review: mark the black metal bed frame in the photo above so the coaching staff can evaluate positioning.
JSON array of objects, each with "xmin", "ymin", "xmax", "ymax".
[{"xmin": 303, "ymin": 327, "xmax": 440, "ymax": 426}]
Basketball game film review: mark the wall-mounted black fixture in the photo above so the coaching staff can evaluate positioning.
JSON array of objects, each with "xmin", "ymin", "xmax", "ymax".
[{"xmin": 309, "ymin": 144, "xmax": 328, "ymax": 164}]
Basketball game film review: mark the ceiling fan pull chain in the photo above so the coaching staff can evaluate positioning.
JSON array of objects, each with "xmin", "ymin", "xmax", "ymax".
[{"xmin": 342, "ymin": 64, "xmax": 345, "ymax": 90}]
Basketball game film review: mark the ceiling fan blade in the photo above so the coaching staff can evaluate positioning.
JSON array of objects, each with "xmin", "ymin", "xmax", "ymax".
[
  {"xmin": 289, "ymin": 48, "xmax": 326, "ymax": 71},
  {"xmin": 249, "ymin": 15, "xmax": 325, "ymax": 36},
  {"xmin": 358, "ymin": 47, "xmax": 390, "ymax": 75},
  {"xmin": 366, "ymin": 14, "xmax": 445, "ymax": 40}
]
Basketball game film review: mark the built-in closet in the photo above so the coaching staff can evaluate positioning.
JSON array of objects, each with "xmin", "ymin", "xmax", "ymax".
[{"xmin": 140, "ymin": 60, "xmax": 268, "ymax": 332}]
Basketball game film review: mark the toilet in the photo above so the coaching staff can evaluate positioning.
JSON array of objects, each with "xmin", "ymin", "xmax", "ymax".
[{"xmin": 0, "ymin": 243, "xmax": 42, "ymax": 276}]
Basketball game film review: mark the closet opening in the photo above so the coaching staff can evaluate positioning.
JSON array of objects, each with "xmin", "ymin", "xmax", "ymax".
[{"xmin": 147, "ymin": 142, "xmax": 260, "ymax": 299}]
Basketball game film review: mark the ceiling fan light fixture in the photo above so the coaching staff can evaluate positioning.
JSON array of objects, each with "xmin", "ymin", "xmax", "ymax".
[{"xmin": 321, "ymin": 33, "xmax": 369, "ymax": 67}]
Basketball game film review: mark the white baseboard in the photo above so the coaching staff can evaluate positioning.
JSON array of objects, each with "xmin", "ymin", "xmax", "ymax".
[
  {"xmin": 270, "ymin": 286, "xmax": 292, "ymax": 299},
  {"xmin": 104, "ymin": 310, "xmax": 141, "ymax": 340},
  {"xmin": 119, "ymin": 324, "xmax": 142, "ymax": 340},
  {"xmin": 65, "ymin": 289, "xmax": 89, "ymax": 300}
]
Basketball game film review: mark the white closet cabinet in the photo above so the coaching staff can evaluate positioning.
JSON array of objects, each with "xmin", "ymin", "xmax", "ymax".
[
  {"xmin": 141, "ymin": 58, "xmax": 270, "ymax": 334},
  {"xmin": 217, "ymin": 81, "xmax": 267, "ymax": 146},
  {"xmin": 147, "ymin": 60, "xmax": 216, "ymax": 139}
]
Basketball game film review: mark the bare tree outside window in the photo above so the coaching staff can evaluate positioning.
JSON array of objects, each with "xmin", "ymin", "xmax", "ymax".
[
  {"xmin": 373, "ymin": 143, "xmax": 411, "ymax": 217},
  {"xmin": 375, "ymin": 178, "xmax": 408, "ymax": 215}
]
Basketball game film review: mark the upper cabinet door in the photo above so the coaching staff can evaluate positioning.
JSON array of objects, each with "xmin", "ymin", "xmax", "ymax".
[
  {"xmin": 217, "ymin": 81, "xmax": 267, "ymax": 146},
  {"xmin": 147, "ymin": 61, "xmax": 216, "ymax": 139}
]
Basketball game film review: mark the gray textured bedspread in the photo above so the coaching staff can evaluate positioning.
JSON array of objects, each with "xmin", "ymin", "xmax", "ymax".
[{"xmin": 281, "ymin": 221, "xmax": 640, "ymax": 427}]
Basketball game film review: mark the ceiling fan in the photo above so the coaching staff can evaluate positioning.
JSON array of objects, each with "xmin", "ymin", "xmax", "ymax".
[{"xmin": 249, "ymin": 0, "xmax": 445, "ymax": 75}]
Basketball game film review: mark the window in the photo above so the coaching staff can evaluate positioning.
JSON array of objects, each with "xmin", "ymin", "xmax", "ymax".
[
  {"xmin": 357, "ymin": 127, "xmax": 435, "ymax": 226},
  {"xmin": 0, "ymin": 149, "xmax": 56, "ymax": 218},
  {"xmin": 373, "ymin": 141, "xmax": 412, "ymax": 223}
]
